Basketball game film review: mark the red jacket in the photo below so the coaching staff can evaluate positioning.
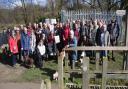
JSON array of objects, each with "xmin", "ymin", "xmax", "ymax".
[
  {"xmin": 63, "ymin": 26, "xmax": 70, "ymax": 46},
  {"xmin": 48, "ymin": 33, "xmax": 55, "ymax": 44},
  {"xmin": 8, "ymin": 36, "xmax": 18, "ymax": 54},
  {"xmin": 74, "ymin": 29, "xmax": 79, "ymax": 40}
]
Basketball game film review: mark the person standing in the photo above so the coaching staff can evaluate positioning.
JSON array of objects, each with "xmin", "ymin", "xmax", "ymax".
[
  {"xmin": 34, "ymin": 39, "xmax": 46, "ymax": 69},
  {"xmin": 100, "ymin": 24, "xmax": 110, "ymax": 58},
  {"xmin": 28, "ymin": 28, "xmax": 36, "ymax": 67},
  {"xmin": 63, "ymin": 23, "xmax": 70, "ymax": 47},
  {"xmin": 67, "ymin": 30, "xmax": 77, "ymax": 67},
  {"xmin": 15, "ymin": 27, "xmax": 21, "ymax": 63},
  {"xmin": 8, "ymin": 30, "xmax": 18, "ymax": 67},
  {"xmin": 21, "ymin": 27, "xmax": 31, "ymax": 67},
  {"xmin": 96, "ymin": 21, "xmax": 103, "ymax": 46},
  {"xmin": 54, "ymin": 23, "xmax": 64, "ymax": 53},
  {"xmin": 107, "ymin": 20, "xmax": 120, "ymax": 61}
]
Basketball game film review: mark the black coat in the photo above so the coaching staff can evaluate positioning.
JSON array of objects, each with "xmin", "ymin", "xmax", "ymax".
[{"xmin": 96, "ymin": 27, "xmax": 102, "ymax": 46}]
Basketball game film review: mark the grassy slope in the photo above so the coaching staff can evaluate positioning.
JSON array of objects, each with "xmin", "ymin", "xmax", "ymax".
[{"xmin": 0, "ymin": 48, "xmax": 127, "ymax": 85}]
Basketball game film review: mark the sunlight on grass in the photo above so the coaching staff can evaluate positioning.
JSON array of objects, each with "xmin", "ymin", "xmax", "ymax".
[{"xmin": 20, "ymin": 60, "xmax": 57, "ymax": 82}]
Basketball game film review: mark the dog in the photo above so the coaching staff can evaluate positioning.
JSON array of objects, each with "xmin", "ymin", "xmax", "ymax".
[{"xmin": 53, "ymin": 71, "xmax": 58, "ymax": 80}]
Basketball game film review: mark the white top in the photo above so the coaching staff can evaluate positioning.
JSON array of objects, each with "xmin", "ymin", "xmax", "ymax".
[
  {"xmin": 49, "ymin": 24, "xmax": 54, "ymax": 33},
  {"xmin": 30, "ymin": 33, "xmax": 36, "ymax": 52},
  {"xmin": 37, "ymin": 45, "xmax": 46, "ymax": 55}
]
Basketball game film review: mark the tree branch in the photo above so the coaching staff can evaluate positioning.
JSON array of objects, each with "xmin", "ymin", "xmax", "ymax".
[
  {"xmin": 108, "ymin": 0, "xmax": 121, "ymax": 10},
  {"xmin": 97, "ymin": 0, "xmax": 103, "ymax": 11},
  {"xmin": 82, "ymin": 0, "xmax": 93, "ymax": 6},
  {"xmin": 7, "ymin": 0, "xmax": 21, "ymax": 7}
]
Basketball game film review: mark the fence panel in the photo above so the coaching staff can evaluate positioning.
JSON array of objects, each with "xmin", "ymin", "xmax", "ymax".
[{"xmin": 61, "ymin": 10, "xmax": 125, "ymax": 45}]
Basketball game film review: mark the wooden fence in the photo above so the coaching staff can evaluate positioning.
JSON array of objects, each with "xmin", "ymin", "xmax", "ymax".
[
  {"xmin": 58, "ymin": 46, "xmax": 128, "ymax": 89},
  {"xmin": 66, "ymin": 84, "xmax": 128, "ymax": 89}
]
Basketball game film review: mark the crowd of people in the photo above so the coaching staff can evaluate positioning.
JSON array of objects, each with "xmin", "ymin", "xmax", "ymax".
[{"xmin": 6, "ymin": 19, "xmax": 120, "ymax": 68}]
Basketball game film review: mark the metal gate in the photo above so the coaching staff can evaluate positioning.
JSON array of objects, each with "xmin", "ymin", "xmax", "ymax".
[
  {"xmin": 61, "ymin": 10, "xmax": 123, "ymax": 24},
  {"xmin": 61, "ymin": 9, "xmax": 125, "ymax": 45}
]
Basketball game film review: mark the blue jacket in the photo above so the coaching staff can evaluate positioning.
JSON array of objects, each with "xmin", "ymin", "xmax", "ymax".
[
  {"xmin": 68, "ymin": 37, "xmax": 77, "ymax": 60},
  {"xmin": 21, "ymin": 32, "xmax": 31, "ymax": 50}
]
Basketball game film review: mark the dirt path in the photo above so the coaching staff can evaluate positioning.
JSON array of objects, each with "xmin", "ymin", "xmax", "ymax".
[
  {"xmin": 0, "ymin": 63, "xmax": 58, "ymax": 89},
  {"xmin": 0, "ymin": 83, "xmax": 40, "ymax": 89},
  {"xmin": 0, "ymin": 64, "xmax": 40, "ymax": 89},
  {"xmin": 0, "ymin": 63, "xmax": 26, "ymax": 82}
]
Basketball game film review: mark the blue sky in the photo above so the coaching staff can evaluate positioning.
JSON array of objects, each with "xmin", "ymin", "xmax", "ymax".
[{"xmin": 0, "ymin": 0, "xmax": 47, "ymax": 8}]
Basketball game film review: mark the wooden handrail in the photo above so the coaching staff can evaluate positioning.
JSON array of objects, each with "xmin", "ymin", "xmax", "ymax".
[{"xmin": 64, "ymin": 46, "xmax": 128, "ymax": 51}]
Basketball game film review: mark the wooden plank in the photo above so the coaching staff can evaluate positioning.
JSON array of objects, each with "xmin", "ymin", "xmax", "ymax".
[
  {"xmin": 82, "ymin": 57, "xmax": 89, "ymax": 89},
  {"xmin": 66, "ymin": 83, "xmax": 128, "ymax": 89},
  {"xmin": 65, "ymin": 53, "xmax": 69, "ymax": 71},
  {"xmin": 65, "ymin": 46, "xmax": 128, "ymax": 51},
  {"xmin": 89, "ymin": 74, "xmax": 128, "ymax": 79},
  {"xmin": 65, "ymin": 70, "xmax": 128, "ymax": 74},
  {"xmin": 64, "ymin": 72, "xmax": 128, "ymax": 79},
  {"xmin": 102, "ymin": 57, "xmax": 108, "ymax": 89},
  {"xmin": 123, "ymin": 52, "xmax": 126, "ymax": 70},
  {"xmin": 40, "ymin": 80, "xmax": 46, "ymax": 89},
  {"xmin": 96, "ymin": 52, "xmax": 100, "ymax": 71},
  {"xmin": 45, "ymin": 79, "xmax": 51, "ymax": 89},
  {"xmin": 126, "ymin": 13, "xmax": 128, "ymax": 70},
  {"xmin": 58, "ymin": 52, "xmax": 64, "ymax": 89},
  {"xmin": 72, "ymin": 60, "xmax": 75, "ymax": 69},
  {"xmin": 107, "ymin": 74, "xmax": 128, "ymax": 79}
]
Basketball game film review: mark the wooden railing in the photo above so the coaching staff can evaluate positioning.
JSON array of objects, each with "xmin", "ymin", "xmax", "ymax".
[{"xmin": 58, "ymin": 46, "xmax": 128, "ymax": 89}]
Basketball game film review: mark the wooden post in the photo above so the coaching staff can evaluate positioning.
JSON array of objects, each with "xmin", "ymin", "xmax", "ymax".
[
  {"xmin": 96, "ymin": 51, "xmax": 100, "ymax": 71},
  {"xmin": 72, "ymin": 60, "xmax": 75, "ymax": 69},
  {"xmin": 82, "ymin": 57, "xmax": 90, "ymax": 89},
  {"xmin": 102, "ymin": 57, "xmax": 108, "ymax": 89},
  {"xmin": 58, "ymin": 52, "xmax": 64, "ymax": 89},
  {"xmin": 40, "ymin": 80, "xmax": 46, "ymax": 89},
  {"xmin": 65, "ymin": 52, "xmax": 69, "ymax": 83},
  {"xmin": 126, "ymin": 12, "xmax": 128, "ymax": 70},
  {"xmin": 45, "ymin": 79, "xmax": 51, "ymax": 89},
  {"xmin": 65, "ymin": 52, "xmax": 69, "ymax": 71},
  {"xmin": 123, "ymin": 52, "xmax": 126, "ymax": 70}
]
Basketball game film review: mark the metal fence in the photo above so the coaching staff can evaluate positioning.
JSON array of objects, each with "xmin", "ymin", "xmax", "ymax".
[
  {"xmin": 61, "ymin": 10, "xmax": 123, "ymax": 24},
  {"xmin": 61, "ymin": 9, "xmax": 125, "ymax": 45}
]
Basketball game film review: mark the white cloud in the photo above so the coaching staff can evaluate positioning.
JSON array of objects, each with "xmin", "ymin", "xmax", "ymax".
[
  {"xmin": 36, "ymin": 0, "xmax": 47, "ymax": 6},
  {"xmin": 14, "ymin": 0, "xmax": 22, "ymax": 7}
]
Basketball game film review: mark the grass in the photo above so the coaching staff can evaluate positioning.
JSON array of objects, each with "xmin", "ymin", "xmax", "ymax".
[
  {"xmin": 0, "ymin": 46, "xmax": 127, "ymax": 86},
  {"xmin": 18, "ymin": 59, "xmax": 58, "ymax": 82},
  {"xmin": 89, "ymin": 51, "xmax": 124, "ymax": 71},
  {"xmin": 63, "ymin": 52, "xmax": 128, "ymax": 86}
]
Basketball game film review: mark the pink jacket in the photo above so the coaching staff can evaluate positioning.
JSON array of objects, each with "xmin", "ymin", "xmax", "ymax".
[{"xmin": 8, "ymin": 37, "xmax": 18, "ymax": 54}]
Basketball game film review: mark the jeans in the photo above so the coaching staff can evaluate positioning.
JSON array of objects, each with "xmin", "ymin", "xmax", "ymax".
[{"xmin": 48, "ymin": 43, "xmax": 56, "ymax": 55}]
